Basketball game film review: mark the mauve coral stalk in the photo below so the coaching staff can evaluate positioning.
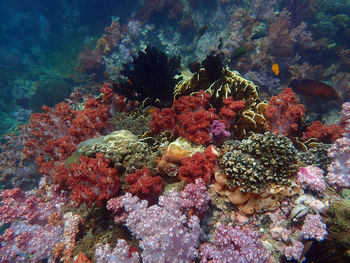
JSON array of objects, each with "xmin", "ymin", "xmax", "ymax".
[
  {"xmin": 107, "ymin": 190, "xmax": 201, "ymax": 262},
  {"xmin": 296, "ymin": 166, "xmax": 326, "ymax": 192},
  {"xmin": 95, "ymin": 240, "xmax": 140, "ymax": 263},
  {"xmin": 327, "ymin": 102, "xmax": 350, "ymax": 188},
  {"xmin": 200, "ymin": 224, "xmax": 270, "ymax": 263},
  {"xmin": 301, "ymin": 214, "xmax": 327, "ymax": 241}
]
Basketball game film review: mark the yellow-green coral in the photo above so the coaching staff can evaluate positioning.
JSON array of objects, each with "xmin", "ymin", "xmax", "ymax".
[{"xmin": 219, "ymin": 132, "xmax": 299, "ymax": 193}]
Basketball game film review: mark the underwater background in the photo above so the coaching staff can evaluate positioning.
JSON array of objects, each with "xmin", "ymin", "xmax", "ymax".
[{"xmin": 0, "ymin": 0, "xmax": 350, "ymax": 262}]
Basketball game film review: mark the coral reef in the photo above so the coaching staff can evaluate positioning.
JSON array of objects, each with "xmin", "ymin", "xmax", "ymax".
[
  {"xmin": 327, "ymin": 102, "xmax": 350, "ymax": 188},
  {"xmin": 0, "ymin": 186, "xmax": 66, "ymax": 262},
  {"xmin": 180, "ymin": 178, "xmax": 210, "ymax": 216},
  {"xmin": 1, "ymin": 1, "xmax": 349, "ymax": 262},
  {"xmin": 156, "ymin": 137, "xmax": 204, "ymax": 176},
  {"xmin": 301, "ymin": 214, "xmax": 328, "ymax": 241},
  {"xmin": 174, "ymin": 67, "xmax": 260, "ymax": 109},
  {"xmin": 296, "ymin": 166, "xmax": 326, "ymax": 192},
  {"xmin": 304, "ymin": 120, "xmax": 345, "ymax": 144},
  {"xmin": 150, "ymin": 90, "xmax": 220, "ymax": 145},
  {"xmin": 94, "ymin": 240, "xmax": 140, "ymax": 263}
]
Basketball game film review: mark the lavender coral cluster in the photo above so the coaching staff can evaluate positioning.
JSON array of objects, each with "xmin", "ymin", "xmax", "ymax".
[
  {"xmin": 200, "ymin": 224, "xmax": 270, "ymax": 263},
  {"xmin": 296, "ymin": 166, "xmax": 326, "ymax": 192},
  {"xmin": 301, "ymin": 214, "xmax": 328, "ymax": 241},
  {"xmin": 327, "ymin": 102, "xmax": 350, "ymax": 188},
  {"xmin": 107, "ymin": 179, "xmax": 210, "ymax": 262}
]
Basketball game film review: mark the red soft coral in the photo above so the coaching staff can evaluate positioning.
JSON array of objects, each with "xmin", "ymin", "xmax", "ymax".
[
  {"xmin": 177, "ymin": 145, "xmax": 218, "ymax": 184},
  {"xmin": 303, "ymin": 121, "xmax": 345, "ymax": 144},
  {"xmin": 23, "ymin": 86, "xmax": 115, "ymax": 181},
  {"xmin": 69, "ymin": 98, "xmax": 110, "ymax": 142},
  {"xmin": 126, "ymin": 167, "xmax": 163, "ymax": 202},
  {"xmin": 67, "ymin": 153, "xmax": 120, "ymax": 207},
  {"xmin": 150, "ymin": 91, "xmax": 220, "ymax": 145},
  {"xmin": 219, "ymin": 97, "xmax": 245, "ymax": 127},
  {"xmin": 150, "ymin": 108, "xmax": 177, "ymax": 133},
  {"xmin": 265, "ymin": 88, "xmax": 305, "ymax": 137}
]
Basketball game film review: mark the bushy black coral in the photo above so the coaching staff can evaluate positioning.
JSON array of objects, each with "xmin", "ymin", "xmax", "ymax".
[{"xmin": 121, "ymin": 46, "xmax": 181, "ymax": 104}]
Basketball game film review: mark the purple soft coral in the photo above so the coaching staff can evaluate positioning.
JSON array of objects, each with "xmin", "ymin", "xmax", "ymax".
[
  {"xmin": 208, "ymin": 120, "xmax": 231, "ymax": 140},
  {"xmin": 200, "ymin": 224, "xmax": 270, "ymax": 263},
  {"xmin": 301, "ymin": 214, "xmax": 327, "ymax": 241},
  {"xmin": 107, "ymin": 190, "xmax": 201, "ymax": 263},
  {"xmin": 327, "ymin": 102, "xmax": 350, "ymax": 188}
]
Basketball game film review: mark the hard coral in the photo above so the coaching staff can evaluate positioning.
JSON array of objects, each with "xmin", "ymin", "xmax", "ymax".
[
  {"xmin": 126, "ymin": 167, "xmax": 163, "ymax": 202},
  {"xmin": 175, "ymin": 68, "xmax": 260, "ymax": 109},
  {"xmin": 219, "ymin": 132, "xmax": 299, "ymax": 193},
  {"xmin": 77, "ymin": 130, "xmax": 159, "ymax": 175},
  {"xmin": 265, "ymin": 88, "xmax": 305, "ymax": 137},
  {"xmin": 213, "ymin": 172, "xmax": 300, "ymax": 214},
  {"xmin": 121, "ymin": 46, "xmax": 181, "ymax": 104},
  {"xmin": 156, "ymin": 137, "xmax": 204, "ymax": 176},
  {"xmin": 65, "ymin": 153, "xmax": 120, "ymax": 207}
]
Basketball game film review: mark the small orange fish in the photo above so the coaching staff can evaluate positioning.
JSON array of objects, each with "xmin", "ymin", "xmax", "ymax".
[{"xmin": 272, "ymin": 63, "xmax": 280, "ymax": 76}]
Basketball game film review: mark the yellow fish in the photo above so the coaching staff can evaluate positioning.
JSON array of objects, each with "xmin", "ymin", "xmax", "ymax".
[{"xmin": 272, "ymin": 63, "xmax": 280, "ymax": 76}]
